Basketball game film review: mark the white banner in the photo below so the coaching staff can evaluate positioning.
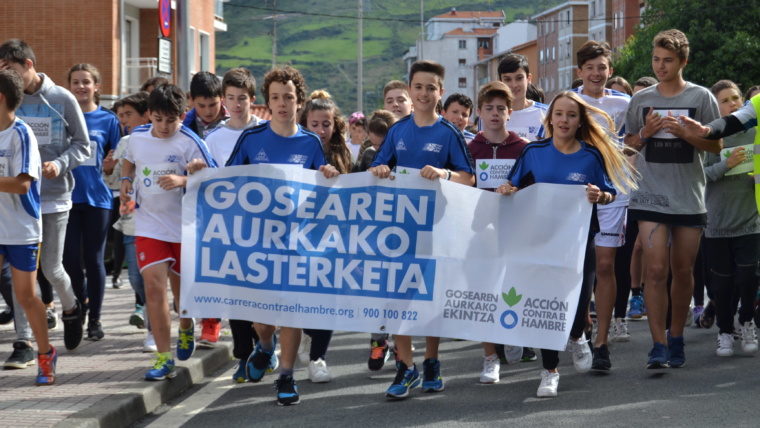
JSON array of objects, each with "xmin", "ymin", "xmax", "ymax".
[{"xmin": 181, "ymin": 165, "xmax": 592, "ymax": 351}]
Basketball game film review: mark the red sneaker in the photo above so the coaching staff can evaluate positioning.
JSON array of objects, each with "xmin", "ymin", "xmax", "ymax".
[
  {"xmin": 36, "ymin": 345, "xmax": 57, "ymax": 386},
  {"xmin": 198, "ymin": 318, "xmax": 221, "ymax": 348}
]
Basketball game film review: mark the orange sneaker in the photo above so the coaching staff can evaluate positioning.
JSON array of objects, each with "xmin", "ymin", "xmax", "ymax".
[{"xmin": 198, "ymin": 318, "xmax": 221, "ymax": 348}]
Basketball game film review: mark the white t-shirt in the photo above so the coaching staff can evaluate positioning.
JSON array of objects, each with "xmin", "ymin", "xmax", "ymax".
[
  {"xmin": 509, "ymin": 101, "xmax": 548, "ymax": 142},
  {"xmin": 125, "ymin": 124, "xmax": 214, "ymax": 243},
  {"xmin": 573, "ymin": 87, "xmax": 631, "ymax": 208},
  {"xmin": 346, "ymin": 138, "xmax": 362, "ymax": 161},
  {"xmin": 0, "ymin": 118, "xmax": 42, "ymax": 245},
  {"xmin": 206, "ymin": 116, "xmax": 264, "ymax": 166}
]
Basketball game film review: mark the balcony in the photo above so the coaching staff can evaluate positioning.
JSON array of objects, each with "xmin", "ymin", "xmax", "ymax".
[
  {"xmin": 214, "ymin": 0, "xmax": 227, "ymax": 31},
  {"xmin": 124, "ymin": 57, "xmax": 158, "ymax": 95}
]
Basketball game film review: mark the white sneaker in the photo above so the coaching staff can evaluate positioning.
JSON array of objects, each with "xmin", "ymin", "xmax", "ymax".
[
  {"xmin": 612, "ymin": 318, "xmax": 630, "ymax": 342},
  {"xmin": 479, "ymin": 355, "xmax": 500, "ymax": 384},
  {"xmin": 298, "ymin": 333, "xmax": 312, "ymax": 365},
  {"xmin": 685, "ymin": 304, "xmax": 694, "ymax": 327},
  {"xmin": 504, "ymin": 345, "xmax": 523, "ymax": 364},
  {"xmin": 740, "ymin": 321, "xmax": 758, "ymax": 354},
  {"xmin": 143, "ymin": 332, "xmax": 158, "ymax": 353},
  {"xmin": 567, "ymin": 337, "xmax": 592, "ymax": 373},
  {"xmin": 716, "ymin": 333, "xmax": 734, "ymax": 357},
  {"xmin": 308, "ymin": 358, "xmax": 332, "ymax": 383},
  {"xmin": 537, "ymin": 369, "xmax": 559, "ymax": 397}
]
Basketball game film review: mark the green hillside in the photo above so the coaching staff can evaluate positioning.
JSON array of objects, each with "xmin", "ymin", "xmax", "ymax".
[{"xmin": 217, "ymin": 0, "xmax": 559, "ymax": 113}]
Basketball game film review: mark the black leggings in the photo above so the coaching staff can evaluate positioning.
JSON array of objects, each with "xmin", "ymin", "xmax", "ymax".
[
  {"xmin": 705, "ymin": 234, "xmax": 760, "ymax": 334},
  {"xmin": 303, "ymin": 329, "xmax": 334, "ymax": 361},
  {"xmin": 541, "ymin": 236, "xmax": 596, "ymax": 370},
  {"xmin": 230, "ymin": 319, "xmax": 261, "ymax": 360},
  {"xmin": 613, "ymin": 215, "xmax": 638, "ymax": 318}
]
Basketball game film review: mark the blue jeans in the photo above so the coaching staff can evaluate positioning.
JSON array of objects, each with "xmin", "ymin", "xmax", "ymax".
[{"xmin": 124, "ymin": 235, "xmax": 149, "ymax": 331}]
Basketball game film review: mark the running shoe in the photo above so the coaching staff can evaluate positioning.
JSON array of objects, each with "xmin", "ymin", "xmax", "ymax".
[
  {"xmin": 591, "ymin": 344, "xmax": 611, "ymax": 370},
  {"xmin": 537, "ymin": 369, "xmax": 559, "ymax": 397},
  {"xmin": 129, "ymin": 304, "xmax": 146, "ymax": 329},
  {"xmin": 198, "ymin": 318, "xmax": 221, "ymax": 348},
  {"xmin": 298, "ymin": 332, "xmax": 312, "ymax": 365},
  {"xmin": 479, "ymin": 355, "xmax": 500, "ymax": 384},
  {"xmin": 112, "ymin": 276, "xmax": 123, "ymax": 289},
  {"xmin": 716, "ymin": 333, "xmax": 734, "ymax": 357},
  {"xmin": 247, "ymin": 335, "xmax": 278, "ymax": 382},
  {"xmin": 611, "ymin": 318, "xmax": 630, "ymax": 342},
  {"xmin": 61, "ymin": 300, "xmax": 84, "ymax": 351},
  {"xmin": 667, "ymin": 333, "xmax": 685, "ymax": 368},
  {"xmin": 308, "ymin": 358, "xmax": 332, "ymax": 383},
  {"xmin": 275, "ymin": 375, "xmax": 300, "ymax": 405},
  {"xmin": 692, "ymin": 305, "xmax": 704, "ymax": 328},
  {"xmin": 699, "ymin": 300, "xmax": 716, "ymax": 329},
  {"xmin": 685, "ymin": 305, "xmax": 694, "ymax": 328},
  {"xmin": 46, "ymin": 307, "xmax": 57, "ymax": 330},
  {"xmin": 521, "ymin": 347, "xmax": 538, "ymax": 362},
  {"xmin": 504, "ymin": 345, "xmax": 523, "ymax": 364},
  {"xmin": 4, "ymin": 341, "xmax": 35, "ymax": 369},
  {"xmin": 144, "ymin": 331, "xmax": 158, "ymax": 353},
  {"xmin": 0, "ymin": 308, "xmax": 12, "ymax": 325},
  {"xmin": 740, "ymin": 321, "xmax": 758, "ymax": 354},
  {"xmin": 385, "ymin": 362, "xmax": 420, "ymax": 399},
  {"xmin": 35, "ymin": 345, "xmax": 57, "ymax": 385},
  {"xmin": 421, "ymin": 358, "xmax": 444, "ymax": 392},
  {"xmin": 177, "ymin": 319, "xmax": 195, "ymax": 361},
  {"xmin": 646, "ymin": 342, "xmax": 669, "ymax": 369},
  {"xmin": 566, "ymin": 337, "xmax": 592, "ymax": 373},
  {"xmin": 87, "ymin": 320, "xmax": 104, "ymax": 341},
  {"xmin": 628, "ymin": 295, "xmax": 644, "ymax": 319},
  {"xmin": 145, "ymin": 353, "xmax": 176, "ymax": 381},
  {"xmin": 368, "ymin": 339, "xmax": 390, "ymax": 371},
  {"xmin": 232, "ymin": 359, "xmax": 247, "ymax": 383}
]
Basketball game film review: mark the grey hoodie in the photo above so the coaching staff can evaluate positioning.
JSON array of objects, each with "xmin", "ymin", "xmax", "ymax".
[{"xmin": 17, "ymin": 73, "xmax": 90, "ymax": 205}]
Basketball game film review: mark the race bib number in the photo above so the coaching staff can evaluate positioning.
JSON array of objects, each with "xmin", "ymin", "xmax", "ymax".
[
  {"xmin": 20, "ymin": 116, "xmax": 52, "ymax": 146},
  {"xmin": 721, "ymin": 144, "xmax": 753, "ymax": 176},
  {"xmin": 0, "ymin": 157, "xmax": 8, "ymax": 177},
  {"xmin": 475, "ymin": 159, "xmax": 515, "ymax": 189},
  {"xmin": 138, "ymin": 162, "xmax": 180, "ymax": 194},
  {"xmin": 81, "ymin": 140, "xmax": 98, "ymax": 167}
]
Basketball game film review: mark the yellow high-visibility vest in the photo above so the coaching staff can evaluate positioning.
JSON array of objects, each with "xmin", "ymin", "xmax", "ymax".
[{"xmin": 752, "ymin": 95, "xmax": 760, "ymax": 214}]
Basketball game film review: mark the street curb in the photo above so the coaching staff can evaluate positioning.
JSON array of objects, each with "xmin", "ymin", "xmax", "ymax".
[{"xmin": 54, "ymin": 341, "xmax": 233, "ymax": 428}]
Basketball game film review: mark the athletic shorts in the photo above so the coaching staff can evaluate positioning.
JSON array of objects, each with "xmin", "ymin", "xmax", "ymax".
[
  {"xmin": 135, "ymin": 236, "xmax": 181, "ymax": 275},
  {"xmin": 595, "ymin": 206, "xmax": 627, "ymax": 248},
  {"xmin": 0, "ymin": 244, "xmax": 40, "ymax": 272}
]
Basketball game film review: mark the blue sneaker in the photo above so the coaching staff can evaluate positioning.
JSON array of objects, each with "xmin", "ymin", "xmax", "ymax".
[
  {"xmin": 232, "ymin": 359, "xmax": 247, "ymax": 383},
  {"xmin": 628, "ymin": 295, "xmax": 644, "ymax": 319},
  {"xmin": 421, "ymin": 358, "xmax": 445, "ymax": 392},
  {"xmin": 668, "ymin": 333, "xmax": 686, "ymax": 368},
  {"xmin": 247, "ymin": 334, "xmax": 278, "ymax": 382},
  {"xmin": 145, "ymin": 353, "xmax": 176, "ymax": 380},
  {"xmin": 646, "ymin": 342, "xmax": 670, "ymax": 369},
  {"xmin": 385, "ymin": 363, "xmax": 420, "ymax": 399},
  {"xmin": 275, "ymin": 375, "xmax": 300, "ymax": 405},
  {"xmin": 176, "ymin": 319, "xmax": 195, "ymax": 361}
]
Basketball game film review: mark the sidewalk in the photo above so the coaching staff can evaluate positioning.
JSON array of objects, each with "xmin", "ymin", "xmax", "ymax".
[{"xmin": 0, "ymin": 275, "xmax": 233, "ymax": 428}]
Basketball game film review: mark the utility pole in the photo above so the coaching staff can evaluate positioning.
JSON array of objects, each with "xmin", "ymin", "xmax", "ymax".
[
  {"xmin": 271, "ymin": 0, "xmax": 277, "ymax": 68},
  {"xmin": 177, "ymin": 0, "xmax": 190, "ymax": 91},
  {"xmin": 358, "ymin": 0, "xmax": 363, "ymax": 113},
  {"xmin": 419, "ymin": 0, "xmax": 424, "ymax": 60}
]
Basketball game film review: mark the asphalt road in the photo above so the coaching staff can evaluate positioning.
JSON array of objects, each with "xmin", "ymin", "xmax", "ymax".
[{"xmin": 134, "ymin": 318, "xmax": 760, "ymax": 427}]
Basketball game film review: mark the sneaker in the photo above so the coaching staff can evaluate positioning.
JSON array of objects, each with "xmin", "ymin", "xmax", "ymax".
[
  {"xmin": 385, "ymin": 363, "xmax": 420, "ymax": 399},
  {"xmin": 566, "ymin": 337, "xmax": 592, "ymax": 373},
  {"xmin": 699, "ymin": 300, "xmax": 716, "ymax": 329},
  {"xmin": 198, "ymin": 318, "xmax": 221, "ymax": 348},
  {"xmin": 298, "ymin": 332, "xmax": 312, "ymax": 365},
  {"xmin": 87, "ymin": 320, "xmax": 104, "ymax": 341},
  {"xmin": 421, "ymin": 358, "xmax": 444, "ymax": 392},
  {"xmin": 521, "ymin": 347, "xmax": 538, "ymax": 362},
  {"xmin": 307, "ymin": 358, "xmax": 332, "ymax": 383},
  {"xmin": 112, "ymin": 276, "xmax": 123, "ymax": 289},
  {"xmin": 4, "ymin": 341, "xmax": 35, "ymax": 369},
  {"xmin": 392, "ymin": 345, "xmax": 402, "ymax": 369},
  {"xmin": 46, "ymin": 307, "xmax": 57, "ymax": 330},
  {"xmin": 667, "ymin": 333, "xmax": 685, "ymax": 368},
  {"xmin": 129, "ymin": 304, "xmax": 146, "ymax": 329},
  {"xmin": 246, "ymin": 335, "xmax": 278, "ymax": 382},
  {"xmin": 61, "ymin": 301, "xmax": 84, "ymax": 351},
  {"xmin": 368, "ymin": 339, "xmax": 390, "ymax": 371},
  {"xmin": 589, "ymin": 301, "xmax": 597, "ymax": 319},
  {"xmin": 479, "ymin": 354, "xmax": 500, "ymax": 384},
  {"xmin": 692, "ymin": 305, "xmax": 704, "ymax": 327},
  {"xmin": 35, "ymin": 346, "xmax": 57, "ymax": 385},
  {"xmin": 740, "ymin": 321, "xmax": 758, "ymax": 354},
  {"xmin": 232, "ymin": 359, "xmax": 247, "ymax": 383},
  {"xmin": 628, "ymin": 295, "xmax": 644, "ymax": 319},
  {"xmin": 0, "ymin": 308, "xmax": 13, "ymax": 325},
  {"xmin": 143, "ymin": 332, "xmax": 158, "ymax": 353},
  {"xmin": 177, "ymin": 319, "xmax": 195, "ymax": 361},
  {"xmin": 591, "ymin": 344, "xmax": 611, "ymax": 370},
  {"xmin": 536, "ymin": 369, "xmax": 559, "ymax": 397},
  {"xmin": 145, "ymin": 353, "xmax": 176, "ymax": 381},
  {"xmin": 684, "ymin": 305, "xmax": 694, "ymax": 327},
  {"xmin": 275, "ymin": 375, "xmax": 300, "ymax": 406},
  {"xmin": 505, "ymin": 345, "xmax": 523, "ymax": 364},
  {"xmin": 611, "ymin": 318, "xmax": 630, "ymax": 342},
  {"xmin": 646, "ymin": 342, "xmax": 670, "ymax": 369},
  {"xmin": 716, "ymin": 333, "xmax": 734, "ymax": 357}
]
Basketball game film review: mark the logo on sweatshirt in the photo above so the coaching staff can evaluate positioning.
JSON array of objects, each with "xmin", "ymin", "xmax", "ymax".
[
  {"xmin": 166, "ymin": 155, "xmax": 180, "ymax": 163},
  {"xmin": 255, "ymin": 149, "xmax": 269, "ymax": 162},
  {"xmin": 396, "ymin": 140, "xmax": 407, "ymax": 151},
  {"xmin": 422, "ymin": 143, "xmax": 442, "ymax": 153},
  {"xmin": 288, "ymin": 154, "xmax": 308, "ymax": 164}
]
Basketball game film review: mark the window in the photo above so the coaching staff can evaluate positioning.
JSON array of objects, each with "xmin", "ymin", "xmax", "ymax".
[
  {"xmin": 458, "ymin": 59, "xmax": 466, "ymax": 68},
  {"xmin": 459, "ymin": 40, "xmax": 467, "ymax": 49},
  {"xmin": 199, "ymin": 31, "xmax": 211, "ymax": 72},
  {"xmin": 566, "ymin": 11, "xmax": 570, "ymax": 25},
  {"xmin": 591, "ymin": 2, "xmax": 596, "ymax": 17},
  {"xmin": 539, "ymin": 50, "xmax": 544, "ymax": 64},
  {"xmin": 458, "ymin": 78, "xmax": 467, "ymax": 88},
  {"xmin": 188, "ymin": 27, "xmax": 196, "ymax": 74},
  {"xmin": 552, "ymin": 46, "xmax": 555, "ymax": 61},
  {"xmin": 477, "ymin": 39, "xmax": 490, "ymax": 49}
]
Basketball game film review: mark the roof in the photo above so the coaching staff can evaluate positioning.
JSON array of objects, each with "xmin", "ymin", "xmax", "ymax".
[
  {"xmin": 251, "ymin": 105, "xmax": 272, "ymax": 121},
  {"xmin": 432, "ymin": 10, "xmax": 504, "ymax": 20},
  {"xmin": 444, "ymin": 28, "xmax": 498, "ymax": 37}
]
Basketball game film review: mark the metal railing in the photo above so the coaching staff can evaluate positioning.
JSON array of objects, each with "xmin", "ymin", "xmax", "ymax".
[{"xmin": 124, "ymin": 57, "xmax": 158, "ymax": 94}]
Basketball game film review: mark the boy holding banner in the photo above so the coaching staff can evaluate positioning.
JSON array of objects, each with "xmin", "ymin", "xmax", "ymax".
[
  {"xmin": 190, "ymin": 66, "xmax": 338, "ymax": 406},
  {"xmin": 369, "ymin": 60, "xmax": 475, "ymax": 399},
  {"xmin": 466, "ymin": 81, "xmax": 527, "ymax": 384}
]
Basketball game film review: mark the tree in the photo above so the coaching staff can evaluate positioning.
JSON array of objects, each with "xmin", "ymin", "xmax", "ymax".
[{"xmin": 615, "ymin": 0, "xmax": 760, "ymax": 91}]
